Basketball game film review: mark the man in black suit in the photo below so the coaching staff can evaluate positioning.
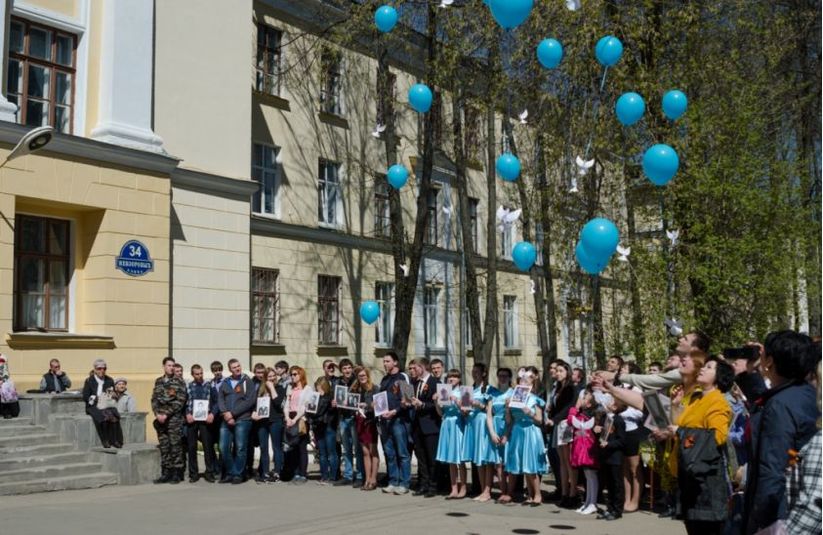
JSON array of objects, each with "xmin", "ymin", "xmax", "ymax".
[{"xmin": 406, "ymin": 357, "xmax": 440, "ymax": 497}]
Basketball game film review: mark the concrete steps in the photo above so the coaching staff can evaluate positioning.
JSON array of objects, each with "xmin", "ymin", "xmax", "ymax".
[{"xmin": 0, "ymin": 417, "xmax": 118, "ymax": 495}]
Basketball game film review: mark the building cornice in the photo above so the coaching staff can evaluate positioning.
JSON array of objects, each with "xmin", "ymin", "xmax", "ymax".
[
  {"xmin": 172, "ymin": 167, "xmax": 259, "ymax": 200},
  {"xmin": 0, "ymin": 121, "xmax": 180, "ymax": 175}
]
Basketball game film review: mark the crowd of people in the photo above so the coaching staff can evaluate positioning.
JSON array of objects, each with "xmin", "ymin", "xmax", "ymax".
[{"xmin": 0, "ymin": 327, "xmax": 819, "ymax": 535}]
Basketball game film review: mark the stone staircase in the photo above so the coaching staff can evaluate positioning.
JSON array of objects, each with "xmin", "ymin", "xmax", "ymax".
[
  {"xmin": 0, "ymin": 393, "xmax": 160, "ymax": 495},
  {"xmin": 0, "ymin": 417, "xmax": 117, "ymax": 495}
]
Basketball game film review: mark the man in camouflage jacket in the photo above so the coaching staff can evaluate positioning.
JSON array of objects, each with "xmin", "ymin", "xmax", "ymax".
[{"xmin": 151, "ymin": 356, "xmax": 187, "ymax": 483}]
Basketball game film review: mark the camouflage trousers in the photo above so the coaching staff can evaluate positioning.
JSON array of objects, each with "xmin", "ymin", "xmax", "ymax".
[{"xmin": 155, "ymin": 415, "xmax": 185, "ymax": 470}]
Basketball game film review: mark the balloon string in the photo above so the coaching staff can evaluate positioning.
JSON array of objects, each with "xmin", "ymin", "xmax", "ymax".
[
  {"xmin": 583, "ymin": 66, "xmax": 611, "ymax": 160},
  {"xmin": 504, "ymin": 28, "xmax": 512, "ymax": 154},
  {"xmin": 599, "ymin": 66, "xmax": 609, "ymax": 92}
]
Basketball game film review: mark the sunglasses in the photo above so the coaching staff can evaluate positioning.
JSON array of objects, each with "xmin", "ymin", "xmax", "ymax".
[{"xmin": 95, "ymin": 367, "xmax": 106, "ymax": 371}]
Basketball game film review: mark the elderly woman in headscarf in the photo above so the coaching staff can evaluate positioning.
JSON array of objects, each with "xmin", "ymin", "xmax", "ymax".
[{"xmin": 81, "ymin": 358, "xmax": 123, "ymax": 448}]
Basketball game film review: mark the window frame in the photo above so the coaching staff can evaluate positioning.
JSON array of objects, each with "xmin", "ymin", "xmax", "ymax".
[
  {"xmin": 317, "ymin": 275, "xmax": 341, "ymax": 345},
  {"xmin": 424, "ymin": 186, "xmax": 439, "ymax": 247},
  {"xmin": 255, "ymin": 23, "xmax": 282, "ymax": 97},
  {"xmin": 468, "ymin": 197, "xmax": 479, "ymax": 253},
  {"xmin": 8, "ymin": 16, "xmax": 77, "ymax": 134},
  {"xmin": 373, "ymin": 178, "xmax": 391, "ymax": 239},
  {"xmin": 503, "ymin": 295, "xmax": 518, "ymax": 348},
  {"xmin": 319, "ymin": 47, "xmax": 343, "ymax": 116},
  {"xmin": 251, "ymin": 143, "xmax": 280, "ymax": 217},
  {"xmin": 318, "ymin": 159, "xmax": 343, "ymax": 228},
  {"xmin": 375, "ymin": 281, "xmax": 394, "ymax": 346},
  {"xmin": 13, "ymin": 214, "xmax": 71, "ymax": 332},
  {"xmin": 423, "ymin": 284, "xmax": 440, "ymax": 348},
  {"xmin": 500, "ymin": 221, "xmax": 515, "ymax": 259},
  {"xmin": 251, "ymin": 267, "xmax": 280, "ymax": 344}
]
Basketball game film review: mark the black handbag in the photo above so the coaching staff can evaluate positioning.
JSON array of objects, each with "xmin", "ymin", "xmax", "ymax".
[{"xmin": 677, "ymin": 426, "xmax": 721, "ymax": 477}]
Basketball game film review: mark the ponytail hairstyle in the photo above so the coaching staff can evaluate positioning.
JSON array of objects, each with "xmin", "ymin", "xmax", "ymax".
[{"xmin": 473, "ymin": 362, "xmax": 488, "ymax": 394}]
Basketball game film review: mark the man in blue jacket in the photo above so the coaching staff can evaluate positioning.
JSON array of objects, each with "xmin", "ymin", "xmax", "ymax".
[
  {"xmin": 379, "ymin": 351, "xmax": 411, "ymax": 495},
  {"xmin": 217, "ymin": 358, "xmax": 255, "ymax": 484}
]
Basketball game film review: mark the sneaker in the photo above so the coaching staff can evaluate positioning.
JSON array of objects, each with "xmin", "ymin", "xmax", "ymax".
[
  {"xmin": 334, "ymin": 478, "xmax": 353, "ymax": 487},
  {"xmin": 393, "ymin": 486, "xmax": 409, "ymax": 495},
  {"xmin": 579, "ymin": 504, "xmax": 597, "ymax": 515},
  {"xmin": 290, "ymin": 476, "xmax": 307, "ymax": 485},
  {"xmin": 575, "ymin": 504, "xmax": 586, "ymax": 513},
  {"xmin": 231, "ymin": 477, "xmax": 245, "ymax": 485},
  {"xmin": 352, "ymin": 480, "xmax": 364, "ymax": 489},
  {"xmin": 382, "ymin": 485, "xmax": 396, "ymax": 494}
]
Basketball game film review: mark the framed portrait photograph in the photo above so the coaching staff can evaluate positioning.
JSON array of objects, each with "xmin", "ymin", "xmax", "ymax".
[
  {"xmin": 399, "ymin": 381, "xmax": 415, "ymax": 403},
  {"xmin": 305, "ymin": 392, "xmax": 321, "ymax": 414},
  {"xmin": 642, "ymin": 391, "xmax": 671, "ymax": 429},
  {"xmin": 436, "ymin": 383, "xmax": 452, "ymax": 406},
  {"xmin": 335, "ymin": 385, "xmax": 348, "ymax": 407},
  {"xmin": 345, "ymin": 392, "xmax": 361, "ymax": 410},
  {"xmin": 373, "ymin": 391, "xmax": 389, "ymax": 417},
  {"xmin": 509, "ymin": 385, "xmax": 531, "ymax": 409},
  {"xmin": 256, "ymin": 396, "xmax": 270, "ymax": 419},
  {"xmin": 459, "ymin": 386, "xmax": 473, "ymax": 409},
  {"xmin": 192, "ymin": 399, "xmax": 209, "ymax": 421}
]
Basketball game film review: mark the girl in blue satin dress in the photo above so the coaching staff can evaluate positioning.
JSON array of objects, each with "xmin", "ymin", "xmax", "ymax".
[
  {"xmin": 435, "ymin": 369, "xmax": 467, "ymax": 499},
  {"xmin": 504, "ymin": 366, "xmax": 548, "ymax": 506},
  {"xmin": 462, "ymin": 363, "xmax": 500, "ymax": 502},
  {"xmin": 486, "ymin": 367, "xmax": 514, "ymax": 503}
]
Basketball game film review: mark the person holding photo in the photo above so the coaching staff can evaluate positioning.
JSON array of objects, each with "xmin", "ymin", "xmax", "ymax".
[
  {"xmin": 334, "ymin": 358, "xmax": 363, "ymax": 487},
  {"xmin": 262, "ymin": 366, "xmax": 286, "ymax": 482},
  {"xmin": 378, "ymin": 351, "xmax": 412, "ymax": 495},
  {"xmin": 547, "ymin": 361, "xmax": 577, "ymax": 508},
  {"xmin": 462, "ymin": 363, "xmax": 499, "ymax": 502},
  {"xmin": 351, "ymin": 366, "xmax": 380, "ymax": 491},
  {"xmin": 436, "ymin": 369, "xmax": 467, "ymax": 499},
  {"xmin": 504, "ymin": 366, "xmax": 547, "ymax": 506},
  {"xmin": 310, "ymin": 376, "xmax": 339, "ymax": 485},
  {"xmin": 407, "ymin": 357, "xmax": 441, "ymax": 497},
  {"xmin": 487, "ymin": 368, "xmax": 513, "ymax": 503},
  {"xmin": 250, "ymin": 366, "xmax": 272, "ymax": 483},
  {"xmin": 567, "ymin": 387, "xmax": 600, "ymax": 515},
  {"xmin": 598, "ymin": 399, "xmax": 627, "ymax": 521},
  {"xmin": 284, "ymin": 366, "xmax": 313, "ymax": 484},
  {"xmin": 185, "ymin": 364, "xmax": 216, "ymax": 483}
]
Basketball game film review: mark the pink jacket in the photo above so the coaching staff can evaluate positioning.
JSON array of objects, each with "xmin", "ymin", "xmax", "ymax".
[{"xmin": 567, "ymin": 407, "xmax": 599, "ymax": 469}]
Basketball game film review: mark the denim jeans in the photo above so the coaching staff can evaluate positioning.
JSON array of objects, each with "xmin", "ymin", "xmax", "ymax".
[
  {"xmin": 382, "ymin": 418, "xmax": 411, "ymax": 488},
  {"xmin": 269, "ymin": 418, "xmax": 285, "ymax": 475},
  {"xmin": 338, "ymin": 416, "xmax": 363, "ymax": 481},
  {"xmin": 315, "ymin": 424, "xmax": 339, "ymax": 481},
  {"xmin": 256, "ymin": 422, "xmax": 271, "ymax": 476},
  {"xmin": 220, "ymin": 419, "xmax": 252, "ymax": 478}
]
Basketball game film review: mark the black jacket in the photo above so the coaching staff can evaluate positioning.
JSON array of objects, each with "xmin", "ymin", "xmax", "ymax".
[
  {"xmin": 81, "ymin": 375, "xmax": 115, "ymax": 412},
  {"xmin": 599, "ymin": 414, "xmax": 626, "ymax": 466},
  {"xmin": 309, "ymin": 390, "xmax": 337, "ymax": 429},
  {"xmin": 411, "ymin": 375, "xmax": 441, "ymax": 436},
  {"xmin": 548, "ymin": 382, "xmax": 575, "ymax": 425},
  {"xmin": 735, "ymin": 371, "xmax": 767, "ymax": 408}
]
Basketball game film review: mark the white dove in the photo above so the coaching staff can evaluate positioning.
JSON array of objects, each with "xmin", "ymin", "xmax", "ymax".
[
  {"xmin": 566, "ymin": 0, "xmax": 581, "ymax": 11},
  {"xmin": 664, "ymin": 318, "xmax": 684, "ymax": 337},
  {"xmin": 529, "ymin": 279, "xmax": 536, "ymax": 295},
  {"xmin": 575, "ymin": 155, "xmax": 595, "ymax": 176},
  {"xmin": 438, "ymin": 0, "xmax": 454, "ymax": 7},
  {"xmin": 275, "ymin": 151, "xmax": 283, "ymax": 164},
  {"xmin": 519, "ymin": 109, "xmax": 528, "ymax": 124},
  {"xmin": 399, "ymin": 263, "xmax": 409, "ymax": 277},
  {"xmin": 495, "ymin": 206, "xmax": 522, "ymax": 233},
  {"xmin": 569, "ymin": 177, "xmax": 579, "ymax": 194},
  {"xmin": 666, "ymin": 229, "xmax": 679, "ymax": 246},
  {"xmin": 371, "ymin": 123, "xmax": 386, "ymax": 138},
  {"xmin": 616, "ymin": 244, "xmax": 631, "ymax": 262},
  {"xmin": 442, "ymin": 205, "xmax": 451, "ymax": 217}
]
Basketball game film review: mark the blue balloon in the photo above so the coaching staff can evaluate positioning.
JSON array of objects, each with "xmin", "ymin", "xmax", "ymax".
[
  {"xmin": 595, "ymin": 35, "xmax": 623, "ymax": 67},
  {"xmin": 488, "ymin": 0, "xmax": 534, "ymax": 30},
  {"xmin": 580, "ymin": 217, "xmax": 619, "ymax": 260},
  {"xmin": 496, "ymin": 153, "xmax": 521, "ymax": 182},
  {"xmin": 615, "ymin": 92, "xmax": 645, "ymax": 126},
  {"xmin": 387, "ymin": 164, "xmax": 408, "ymax": 189},
  {"xmin": 408, "ymin": 83, "xmax": 433, "ymax": 113},
  {"xmin": 642, "ymin": 144, "xmax": 680, "ymax": 186},
  {"xmin": 512, "ymin": 241, "xmax": 537, "ymax": 271},
  {"xmin": 575, "ymin": 241, "xmax": 610, "ymax": 275},
  {"xmin": 374, "ymin": 6, "xmax": 398, "ymax": 33},
  {"xmin": 662, "ymin": 89, "xmax": 688, "ymax": 120},
  {"xmin": 536, "ymin": 38, "xmax": 563, "ymax": 69},
  {"xmin": 360, "ymin": 300, "xmax": 380, "ymax": 325}
]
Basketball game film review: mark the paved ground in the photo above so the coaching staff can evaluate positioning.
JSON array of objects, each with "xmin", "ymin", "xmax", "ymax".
[{"xmin": 0, "ymin": 478, "xmax": 686, "ymax": 535}]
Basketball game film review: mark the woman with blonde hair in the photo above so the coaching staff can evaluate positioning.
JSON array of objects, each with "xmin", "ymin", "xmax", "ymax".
[
  {"xmin": 283, "ymin": 365, "xmax": 313, "ymax": 484},
  {"xmin": 351, "ymin": 366, "xmax": 380, "ymax": 490}
]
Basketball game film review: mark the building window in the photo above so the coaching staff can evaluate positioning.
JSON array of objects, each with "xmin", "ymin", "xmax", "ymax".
[
  {"xmin": 251, "ymin": 268, "xmax": 279, "ymax": 344},
  {"xmin": 375, "ymin": 282, "xmax": 394, "ymax": 346},
  {"xmin": 252, "ymin": 143, "xmax": 279, "ymax": 216},
  {"xmin": 501, "ymin": 223, "xmax": 514, "ymax": 258},
  {"xmin": 535, "ymin": 223, "xmax": 544, "ymax": 266},
  {"xmin": 464, "ymin": 105, "xmax": 481, "ymax": 162},
  {"xmin": 318, "ymin": 159, "xmax": 342, "ymax": 226},
  {"xmin": 318, "ymin": 275, "xmax": 340, "ymax": 345},
  {"xmin": 14, "ymin": 215, "xmax": 70, "ymax": 331},
  {"xmin": 320, "ymin": 48, "xmax": 342, "ymax": 115},
  {"xmin": 256, "ymin": 24, "xmax": 282, "ymax": 96},
  {"xmin": 423, "ymin": 285, "xmax": 440, "ymax": 348},
  {"xmin": 425, "ymin": 187, "xmax": 439, "ymax": 246},
  {"xmin": 462, "ymin": 307, "xmax": 472, "ymax": 349},
  {"xmin": 468, "ymin": 198, "xmax": 479, "ymax": 252},
  {"xmin": 8, "ymin": 17, "xmax": 76, "ymax": 133},
  {"xmin": 376, "ymin": 69, "xmax": 396, "ymax": 126},
  {"xmin": 503, "ymin": 295, "xmax": 518, "ymax": 348},
  {"xmin": 374, "ymin": 180, "xmax": 391, "ymax": 238}
]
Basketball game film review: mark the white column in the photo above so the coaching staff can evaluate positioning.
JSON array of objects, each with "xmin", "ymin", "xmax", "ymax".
[
  {"xmin": 0, "ymin": 0, "xmax": 19, "ymax": 122},
  {"xmin": 90, "ymin": 0, "xmax": 163, "ymax": 153}
]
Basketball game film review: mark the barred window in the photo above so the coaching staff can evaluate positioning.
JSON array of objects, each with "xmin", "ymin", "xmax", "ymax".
[
  {"xmin": 251, "ymin": 268, "xmax": 279, "ymax": 343},
  {"xmin": 256, "ymin": 24, "xmax": 282, "ymax": 96},
  {"xmin": 14, "ymin": 215, "xmax": 70, "ymax": 331},
  {"xmin": 318, "ymin": 275, "xmax": 340, "ymax": 344}
]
